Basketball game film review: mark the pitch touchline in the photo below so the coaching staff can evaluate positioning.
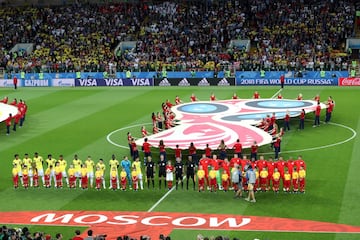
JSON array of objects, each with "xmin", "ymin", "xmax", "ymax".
[{"xmin": 147, "ymin": 176, "xmax": 187, "ymax": 212}]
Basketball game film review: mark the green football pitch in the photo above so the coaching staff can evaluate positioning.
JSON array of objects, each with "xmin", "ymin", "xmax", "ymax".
[{"xmin": 0, "ymin": 86, "xmax": 359, "ymax": 240}]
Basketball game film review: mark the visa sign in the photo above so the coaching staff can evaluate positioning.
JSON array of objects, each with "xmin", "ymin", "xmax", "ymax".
[{"xmin": 75, "ymin": 78, "xmax": 153, "ymax": 87}]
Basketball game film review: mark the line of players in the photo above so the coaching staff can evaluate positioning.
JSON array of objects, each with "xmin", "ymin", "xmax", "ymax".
[
  {"xmin": 11, "ymin": 151, "xmax": 306, "ymax": 193},
  {"xmin": 1, "ymin": 97, "xmax": 28, "ymax": 135}
]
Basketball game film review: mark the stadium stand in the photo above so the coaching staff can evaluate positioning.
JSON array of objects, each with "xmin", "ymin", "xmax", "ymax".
[{"xmin": 0, "ymin": 0, "xmax": 357, "ymax": 74}]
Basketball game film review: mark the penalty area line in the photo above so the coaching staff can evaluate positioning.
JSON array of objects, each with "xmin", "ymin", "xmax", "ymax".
[{"xmin": 147, "ymin": 176, "xmax": 186, "ymax": 212}]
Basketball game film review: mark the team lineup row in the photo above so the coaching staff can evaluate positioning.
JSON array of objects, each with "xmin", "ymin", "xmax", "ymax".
[{"xmin": 11, "ymin": 152, "xmax": 306, "ymax": 194}]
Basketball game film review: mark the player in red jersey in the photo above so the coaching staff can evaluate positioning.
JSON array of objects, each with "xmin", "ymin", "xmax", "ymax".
[
  {"xmin": 0, "ymin": 96, "xmax": 8, "ymax": 104},
  {"xmin": 12, "ymin": 111, "xmax": 21, "ymax": 132},
  {"xmin": 297, "ymin": 93, "xmax": 303, "ymax": 100},
  {"xmin": 256, "ymin": 155, "xmax": 267, "ymax": 172},
  {"xmin": 190, "ymin": 93, "xmax": 198, "ymax": 102},
  {"xmin": 210, "ymin": 155, "xmax": 223, "ymax": 190},
  {"xmin": 199, "ymin": 154, "xmax": 210, "ymax": 187},
  {"xmin": 158, "ymin": 139, "xmax": 167, "ymax": 160},
  {"xmin": 230, "ymin": 153, "xmax": 241, "ymax": 169},
  {"xmin": 266, "ymin": 157, "xmax": 275, "ymax": 186},
  {"xmin": 325, "ymin": 96, "xmax": 335, "ymax": 123},
  {"xmin": 10, "ymin": 98, "xmax": 17, "ymax": 106},
  {"xmin": 141, "ymin": 126, "xmax": 148, "ymax": 137},
  {"xmin": 210, "ymin": 92, "xmax": 216, "ymax": 101},
  {"xmin": 298, "ymin": 109, "xmax": 305, "ymax": 130},
  {"xmin": 314, "ymin": 94, "xmax": 320, "ymax": 102},
  {"xmin": 142, "ymin": 138, "xmax": 152, "ymax": 165},
  {"xmin": 188, "ymin": 142, "xmax": 197, "ymax": 165},
  {"xmin": 5, "ymin": 113, "xmax": 12, "ymax": 135},
  {"xmin": 175, "ymin": 95, "xmax": 182, "ymax": 105},
  {"xmin": 232, "ymin": 93, "xmax": 238, "ymax": 99},
  {"xmin": 127, "ymin": 132, "xmax": 133, "ymax": 156},
  {"xmin": 280, "ymin": 74, "xmax": 285, "ymax": 88},
  {"xmin": 204, "ymin": 144, "xmax": 212, "ymax": 158},
  {"xmin": 165, "ymin": 99, "xmax": 173, "ymax": 108},
  {"xmin": 131, "ymin": 138, "xmax": 139, "ymax": 161},
  {"xmin": 276, "ymin": 157, "xmax": 286, "ymax": 179},
  {"xmin": 153, "ymin": 124, "xmax": 159, "ymax": 134},
  {"xmin": 174, "ymin": 144, "xmax": 182, "ymax": 159},
  {"xmin": 273, "ymin": 136, "xmax": 281, "ymax": 160},
  {"xmin": 286, "ymin": 157, "xmax": 295, "ymax": 176},
  {"xmin": 151, "ymin": 112, "xmax": 157, "ymax": 126},
  {"xmin": 295, "ymin": 155, "xmax": 306, "ymax": 170},
  {"xmin": 232, "ymin": 139, "xmax": 243, "ymax": 158},
  {"xmin": 250, "ymin": 141, "xmax": 258, "ymax": 161},
  {"xmin": 156, "ymin": 112, "xmax": 163, "ymax": 129},
  {"xmin": 253, "ymin": 91, "xmax": 260, "ymax": 99},
  {"xmin": 313, "ymin": 101, "xmax": 321, "ymax": 127}
]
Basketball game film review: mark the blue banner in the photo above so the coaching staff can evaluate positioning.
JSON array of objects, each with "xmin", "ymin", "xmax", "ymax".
[
  {"xmin": 236, "ymin": 78, "xmax": 338, "ymax": 86},
  {"xmin": 75, "ymin": 78, "xmax": 154, "ymax": 87}
]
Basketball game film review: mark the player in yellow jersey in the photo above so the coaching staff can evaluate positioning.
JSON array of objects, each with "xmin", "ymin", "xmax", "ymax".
[
  {"xmin": 12, "ymin": 163, "xmax": 19, "ymax": 188},
  {"xmin": 197, "ymin": 165, "xmax": 205, "ymax": 192},
  {"xmin": 221, "ymin": 170, "xmax": 229, "ymax": 192},
  {"xmin": 110, "ymin": 166, "xmax": 118, "ymax": 190},
  {"xmin": 44, "ymin": 166, "xmax": 51, "ymax": 188},
  {"xmin": 209, "ymin": 167, "xmax": 217, "ymax": 192},
  {"xmin": 131, "ymin": 157, "xmax": 143, "ymax": 190},
  {"xmin": 12, "ymin": 154, "xmax": 23, "ymax": 185},
  {"xmin": 33, "ymin": 152, "xmax": 45, "ymax": 186},
  {"xmin": 96, "ymin": 159, "xmax": 106, "ymax": 189},
  {"xmin": 292, "ymin": 166, "xmax": 299, "ymax": 193},
  {"xmin": 54, "ymin": 161, "xmax": 63, "ymax": 188},
  {"xmin": 23, "ymin": 153, "xmax": 34, "ymax": 187},
  {"xmin": 73, "ymin": 154, "xmax": 82, "ymax": 188},
  {"xmin": 85, "ymin": 156, "xmax": 95, "ymax": 188},
  {"xmin": 283, "ymin": 168, "xmax": 291, "ymax": 192},
  {"xmin": 58, "ymin": 155, "xmax": 69, "ymax": 186},
  {"xmin": 298, "ymin": 166, "xmax": 306, "ymax": 193},
  {"xmin": 272, "ymin": 168, "xmax": 281, "ymax": 193},
  {"xmin": 81, "ymin": 164, "xmax": 88, "ymax": 189},
  {"xmin": 131, "ymin": 167, "xmax": 138, "ymax": 190},
  {"xmin": 45, "ymin": 154, "xmax": 56, "ymax": 187},
  {"xmin": 68, "ymin": 164, "xmax": 76, "ymax": 188},
  {"xmin": 95, "ymin": 166, "xmax": 103, "ymax": 190},
  {"xmin": 259, "ymin": 167, "xmax": 269, "ymax": 192},
  {"xmin": 120, "ymin": 168, "xmax": 127, "ymax": 190},
  {"xmin": 109, "ymin": 154, "xmax": 120, "ymax": 189},
  {"xmin": 22, "ymin": 165, "xmax": 29, "ymax": 189}
]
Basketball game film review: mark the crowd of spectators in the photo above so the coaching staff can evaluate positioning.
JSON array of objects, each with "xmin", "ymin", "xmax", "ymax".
[
  {"xmin": 0, "ymin": 0, "xmax": 357, "ymax": 74},
  {"xmin": 0, "ymin": 226, "xmax": 246, "ymax": 240}
]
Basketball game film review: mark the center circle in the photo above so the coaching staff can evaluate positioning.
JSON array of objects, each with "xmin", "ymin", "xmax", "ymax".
[
  {"xmin": 245, "ymin": 100, "xmax": 313, "ymax": 109},
  {"xmin": 177, "ymin": 103, "xmax": 229, "ymax": 114}
]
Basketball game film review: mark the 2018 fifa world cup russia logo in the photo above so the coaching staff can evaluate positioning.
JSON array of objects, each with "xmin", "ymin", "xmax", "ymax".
[{"xmin": 136, "ymin": 99, "xmax": 325, "ymax": 149}]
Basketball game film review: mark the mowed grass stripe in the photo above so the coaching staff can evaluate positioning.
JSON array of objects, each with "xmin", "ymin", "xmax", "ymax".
[
  {"xmin": 0, "ymin": 88, "xmax": 154, "ymax": 177},
  {"xmin": 335, "ymin": 118, "xmax": 360, "ymax": 239}
]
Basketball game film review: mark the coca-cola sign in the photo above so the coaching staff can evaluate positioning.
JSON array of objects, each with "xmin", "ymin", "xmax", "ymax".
[{"xmin": 338, "ymin": 77, "xmax": 360, "ymax": 86}]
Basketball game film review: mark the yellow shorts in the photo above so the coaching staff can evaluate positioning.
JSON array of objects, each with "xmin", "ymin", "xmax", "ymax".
[{"xmin": 248, "ymin": 183, "xmax": 254, "ymax": 191}]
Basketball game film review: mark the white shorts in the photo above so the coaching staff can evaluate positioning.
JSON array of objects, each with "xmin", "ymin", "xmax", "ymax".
[
  {"xmin": 38, "ymin": 169, "xmax": 44, "ymax": 177},
  {"xmin": 28, "ymin": 169, "xmax": 33, "ymax": 177},
  {"xmin": 62, "ymin": 171, "xmax": 67, "ymax": 178},
  {"xmin": 137, "ymin": 173, "xmax": 143, "ymax": 180},
  {"xmin": 75, "ymin": 171, "xmax": 81, "ymax": 178},
  {"xmin": 87, "ymin": 172, "xmax": 94, "ymax": 179},
  {"xmin": 166, "ymin": 172, "xmax": 173, "ymax": 181},
  {"xmin": 50, "ymin": 170, "xmax": 55, "ymax": 177},
  {"xmin": 18, "ymin": 170, "xmax": 23, "ymax": 177}
]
